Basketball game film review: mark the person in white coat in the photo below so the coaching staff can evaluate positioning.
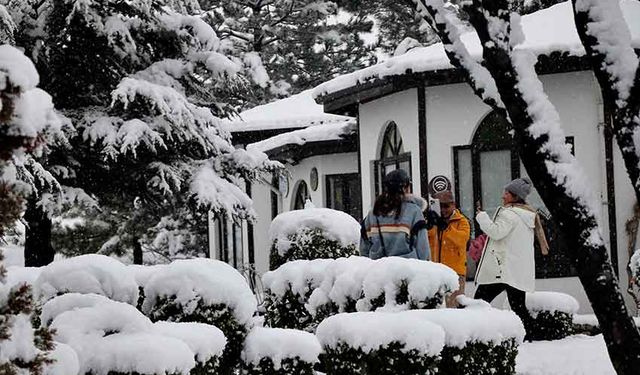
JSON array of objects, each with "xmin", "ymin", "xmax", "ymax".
[{"xmin": 473, "ymin": 177, "xmax": 549, "ymax": 333}]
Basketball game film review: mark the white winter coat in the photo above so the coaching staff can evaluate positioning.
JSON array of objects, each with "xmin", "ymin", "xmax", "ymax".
[{"xmin": 474, "ymin": 206, "xmax": 536, "ymax": 292}]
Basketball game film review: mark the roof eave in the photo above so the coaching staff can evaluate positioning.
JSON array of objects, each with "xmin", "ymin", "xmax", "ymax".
[{"xmin": 316, "ymin": 51, "xmax": 593, "ymax": 115}]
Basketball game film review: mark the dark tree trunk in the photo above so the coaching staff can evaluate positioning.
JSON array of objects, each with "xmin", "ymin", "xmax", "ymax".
[
  {"xmin": 24, "ymin": 196, "xmax": 55, "ymax": 267},
  {"xmin": 414, "ymin": 0, "xmax": 640, "ymax": 372},
  {"xmin": 133, "ymin": 238, "xmax": 143, "ymax": 265}
]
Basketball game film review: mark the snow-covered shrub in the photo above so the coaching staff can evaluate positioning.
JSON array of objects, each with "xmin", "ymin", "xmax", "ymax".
[
  {"xmin": 153, "ymin": 321, "xmax": 227, "ymax": 375},
  {"xmin": 128, "ymin": 264, "xmax": 167, "ymax": 310},
  {"xmin": 0, "ymin": 249, "xmax": 55, "ymax": 374},
  {"xmin": 241, "ymin": 327, "xmax": 321, "ymax": 374},
  {"xmin": 34, "ymin": 254, "xmax": 139, "ymax": 305},
  {"xmin": 142, "ymin": 258, "xmax": 257, "ymax": 372},
  {"xmin": 356, "ymin": 257, "xmax": 459, "ymax": 311},
  {"xmin": 262, "ymin": 258, "xmax": 334, "ymax": 330},
  {"xmin": 316, "ymin": 312, "xmax": 445, "ymax": 375},
  {"xmin": 526, "ymin": 291, "xmax": 579, "ymax": 340},
  {"xmin": 49, "ymin": 297, "xmax": 194, "ymax": 374},
  {"xmin": 268, "ymin": 208, "xmax": 360, "ymax": 270},
  {"xmin": 405, "ymin": 307, "xmax": 525, "ymax": 375},
  {"xmin": 573, "ymin": 314, "xmax": 601, "ymax": 336},
  {"xmin": 263, "ymin": 257, "xmax": 458, "ymax": 331}
]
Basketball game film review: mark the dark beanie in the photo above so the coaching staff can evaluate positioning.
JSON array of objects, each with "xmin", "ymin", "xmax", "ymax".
[
  {"xmin": 504, "ymin": 177, "xmax": 532, "ymax": 200},
  {"xmin": 383, "ymin": 169, "xmax": 411, "ymax": 192}
]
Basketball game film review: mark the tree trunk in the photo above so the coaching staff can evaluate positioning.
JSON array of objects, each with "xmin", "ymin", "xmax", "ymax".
[
  {"xmin": 24, "ymin": 197, "xmax": 55, "ymax": 267},
  {"xmin": 413, "ymin": 0, "xmax": 640, "ymax": 371},
  {"xmin": 133, "ymin": 238, "xmax": 143, "ymax": 265}
]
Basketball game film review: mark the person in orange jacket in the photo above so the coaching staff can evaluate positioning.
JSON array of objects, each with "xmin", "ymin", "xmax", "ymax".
[{"xmin": 427, "ymin": 190, "xmax": 471, "ymax": 307}]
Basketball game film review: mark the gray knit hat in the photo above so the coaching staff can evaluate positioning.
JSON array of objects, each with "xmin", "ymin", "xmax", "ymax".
[{"xmin": 504, "ymin": 177, "xmax": 532, "ymax": 200}]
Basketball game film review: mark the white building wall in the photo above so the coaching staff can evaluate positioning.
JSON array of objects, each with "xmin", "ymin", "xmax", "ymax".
[
  {"xmin": 358, "ymin": 88, "xmax": 421, "ymax": 212},
  {"xmin": 356, "ymin": 71, "xmax": 634, "ymax": 313},
  {"xmin": 246, "ymin": 152, "xmax": 358, "ymax": 277}
]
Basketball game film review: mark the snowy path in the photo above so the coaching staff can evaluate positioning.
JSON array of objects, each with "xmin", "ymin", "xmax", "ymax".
[{"xmin": 516, "ymin": 335, "xmax": 614, "ymax": 374}]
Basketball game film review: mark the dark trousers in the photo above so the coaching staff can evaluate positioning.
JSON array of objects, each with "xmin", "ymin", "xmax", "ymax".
[{"xmin": 474, "ymin": 283, "xmax": 531, "ymax": 333}]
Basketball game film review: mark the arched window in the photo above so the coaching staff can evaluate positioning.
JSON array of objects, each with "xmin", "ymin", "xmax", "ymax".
[
  {"xmin": 453, "ymin": 111, "xmax": 576, "ymax": 279},
  {"xmin": 292, "ymin": 180, "xmax": 309, "ymax": 210},
  {"xmin": 374, "ymin": 122, "xmax": 412, "ymax": 195}
]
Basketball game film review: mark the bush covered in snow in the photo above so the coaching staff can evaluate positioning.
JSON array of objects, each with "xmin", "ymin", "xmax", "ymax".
[
  {"xmin": 34, "ymin": 254, "xmax": 139, "ymax": 305},
  {"xmin": 405, "ymin": 307, "xmax": 525, "ymax": 375},
  {"xmin": 45, "ymin": 294, "xmax": 226, "ymax": 375},
  {"xmin": 241, "ymin": 327, "xmax": 321, "ymax": 374},
  {"xmin": 262, "ymin": 257, "xmax": 458, "ymax": 331},
  {"xmin": 316, "ymin": 312, "xmax": 444, "ymax": 375},
  {"xmin": 268, "ymin": 208, "xmax": 360, "ymax": 270},
  {"xmin": 142, "ymin": 258, "xmax": 256, "ymax": 372},
  {"xmin": 526, "ymin": 291, "xmax": 579, "ymax": 341}
]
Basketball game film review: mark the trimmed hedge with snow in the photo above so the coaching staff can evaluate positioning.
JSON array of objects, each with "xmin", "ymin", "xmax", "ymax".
[
  {"xmin": 262, "ymin": 256, "xmax": 458, "ymax": 331},
  {"xmin": 142, "ymin": 258, "xmax": 256, "ymax": 372},
  {"xmin": 405, "ymin": 307, "xmax": 525, "ymax": 375},
  {"xmin": 316, "ymin": 312, "xmax": 445, "ymax": 375},
  {"xmin": 526, "ymin": 291, "xmax": 579, "ymax": 340},
  {"xmin": 241, "ymin": 327, "xmax": 321, "ymax": 374},
  {"xmin": 268, "ymin": 208, "xmax": 360, "ymax": 270},
  {"xmin": 34, "ymin": 254, "xmax": 139, "ymax": 305},
  {"xmin": 44, "ymin": 295, "xmax": 226, "ymax": 375}
]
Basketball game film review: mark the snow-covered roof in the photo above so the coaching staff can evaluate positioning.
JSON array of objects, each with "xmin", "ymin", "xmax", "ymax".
[
  {"xmin": 313, "ymin": 0, "xmax": 640, "ymax": 98},
  {"xmin": 246, "ymin": 120, "xmax": 356, "ymax": 154},
  {"xmin": 224, "ymin": 89, "xmax": 353, "ymax": 132}
]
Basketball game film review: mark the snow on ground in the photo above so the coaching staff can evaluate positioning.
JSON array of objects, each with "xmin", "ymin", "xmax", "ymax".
[{"xmin": 516, "ymin": 335, "xmax": 615, "ymax": 374}]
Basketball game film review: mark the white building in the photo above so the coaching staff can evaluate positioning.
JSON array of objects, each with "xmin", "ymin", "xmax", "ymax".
[
  {"xmin": 311, "ymin": 1, "xmax": 640, "ymax": 313},
  {"xmin": 210, "ymin": 90, "xmax": 359, "ymax": 277}
]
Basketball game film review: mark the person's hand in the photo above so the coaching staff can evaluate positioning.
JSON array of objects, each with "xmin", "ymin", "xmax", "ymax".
[
  {"xmin": 425, "ymin": 210, "xmax": 439, "ymax": 230},
  {"xmin": 475, "ymin": 200, "xmax": 483, "ymax": 215}
]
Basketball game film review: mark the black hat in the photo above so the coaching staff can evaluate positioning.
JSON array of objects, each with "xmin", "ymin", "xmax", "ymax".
[{"xmin": 383, "ymin": 169, "xmax": 411, "ymax": 192}]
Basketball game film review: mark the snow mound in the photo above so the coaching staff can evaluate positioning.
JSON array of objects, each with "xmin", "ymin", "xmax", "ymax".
[
  {"xmin": 404, "ymin": 308, "xmax": 526, "ymax": 348},
  {"xmin": 357, "ymin": 257, "xmax": 459, "ymax": 311},
  {"xmin": 142, "ymin": 258, "xmax": 257, "ymax": 324},
  {"xmin": 262, "ymin": 258, "xmax": 335, "ymax": 299},
  {"xmin": 35, "ymin": 254, "xmax": 139, "ymax": 305},
  {"xmin": 127, "ymin": 264, "xmax": 167, "ymax": 288},
  {"xmin": 5, "ymin": 266, "xmax": 41, "ymax": 288},
  {"xmin": 242, "ymin": 327, "xmax": 321, "ymax": 368},
  {"xmin": 50, "ymin": 299, "xmax": 153, "ymax": 342},
  {"xmin": 45, "ymin": 342, "xmax": 80, "ymax": 375},
  {"xmin": 268, "ymin": 207, "xmax": 360, "ymax": 255},
  {"xmin": 40, "ymin": 293, "xmax": 115, "ymax": 326},
  {"xmin": 153, "ymin": 321, "xmax": 226, "ymax": 363},
  {"xmin": 49, "ymin": 298, "xmax": 197, "ymax": 374},
  {"xmin": 316, "ymin": 311, "xmax": 445, "ymax": 356},
  {"xmin": 526, "ymin": 291, "xmax": 579, "ymax": 314},
  {"xmin": 86, "ymin": 333, "xmax": 195, "ymax": 375}
]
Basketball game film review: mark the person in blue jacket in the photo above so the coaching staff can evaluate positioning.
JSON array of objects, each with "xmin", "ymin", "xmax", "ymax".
[{"xmin": 360, "ymin": 169, "xmax": 430, "ymax": 260}]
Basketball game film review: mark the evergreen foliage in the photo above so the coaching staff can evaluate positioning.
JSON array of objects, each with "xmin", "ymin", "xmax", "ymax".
[
  {"xmin": 320, "ymin": 341, "xmax": 439, "ymax": 375},
  {"xmin": 269, "ymin": 227, "xmax": 357, "ymax": 270},
  {"xmin": 0, "ymin": 249, "xmax": 55, "ymax": 374},
  {"xmin": 526, "ymin": 310, "xmax": 574, "ymax": 341},
  {"xmin": 438, "ymin": 339, "xmax": 519, "ymax": 375},
  {"xmin": 145, "ymin": 296, "xmax": 247, "ymax": 374},
  {"xmin": 242, "ymin": 357, "xmax": 315, "ymax": 375},
  {"xmin": 1, "ymin": 0, "xmax": 280, "ymax": 264}
]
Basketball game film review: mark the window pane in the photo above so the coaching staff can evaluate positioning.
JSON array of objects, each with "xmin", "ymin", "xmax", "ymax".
[
  {"xmin": 456, "ymin": 149, "xmax": 474, "ymax": 234},
  {"xmin": 480, "ymin": 150, "xmax": 512, "ymax": 216}
]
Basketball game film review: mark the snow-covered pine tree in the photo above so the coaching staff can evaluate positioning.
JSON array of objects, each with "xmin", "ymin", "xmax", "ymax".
[
  {"xmin": 4, "ymin": 0, "xmax": 280, "ymax": 264},
  {"xmin": 200, "ymin": 0, "xmax": 376, "ymax": 106},
  {"xmin": 412, "ymin": 0, "xmax": 640, "ymax": 372}
]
